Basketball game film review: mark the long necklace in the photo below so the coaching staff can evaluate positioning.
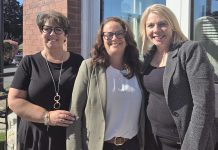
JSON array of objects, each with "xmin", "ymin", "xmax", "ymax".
[{"xmin": 45, "ymin": 54, "xmax": 63, "ymax": 109}]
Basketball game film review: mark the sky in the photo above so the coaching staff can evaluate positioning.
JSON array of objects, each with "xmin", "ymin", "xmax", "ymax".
[{"xmin": 17, "ymin": 0, "xmax": 23, "ymax": 5}]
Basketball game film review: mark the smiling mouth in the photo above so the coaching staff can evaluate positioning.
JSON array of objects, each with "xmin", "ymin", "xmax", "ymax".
[
  {"xmin": 153, "ymin": 35, "xmax": 165, "ymax": 40},
  {"xmin": 48, "ymin": 38, "xmax": 57, "ymax": 42},
  {"xmin": 108, "ymin": 42, "xmax": 120, "ymax": 46}
]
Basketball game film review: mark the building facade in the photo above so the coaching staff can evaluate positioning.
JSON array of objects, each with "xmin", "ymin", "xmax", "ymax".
[{"xmin": 23, "ymin": 0, "xmax": 81, "ymax": 55}]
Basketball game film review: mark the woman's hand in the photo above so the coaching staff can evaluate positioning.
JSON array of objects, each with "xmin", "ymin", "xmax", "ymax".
[{"xmin": 48, "ymin": 110, "xmax": 77, "ymax": 127}]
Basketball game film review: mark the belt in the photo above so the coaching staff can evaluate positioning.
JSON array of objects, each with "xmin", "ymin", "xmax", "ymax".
[{"xmin": 106, "ymin": 137, "xmax": 129, "ymax": 146}]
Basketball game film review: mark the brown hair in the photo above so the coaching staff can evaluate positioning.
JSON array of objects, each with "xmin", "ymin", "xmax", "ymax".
[
  {"xmin": 91, "ymin": 17, "xmax": 141, "ymax": 79},
  {"xmin": 36, "ymin": 10, "xmax": 69, "ymax": 35}
]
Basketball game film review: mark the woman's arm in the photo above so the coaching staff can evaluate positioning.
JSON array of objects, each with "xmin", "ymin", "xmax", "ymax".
[
  {"xmin": 8, "ymin": 88, "xmax": 75, "ymax": 127},
  {"xmin": 181, "ymin": 41, "xmax": 215, "ymax": 150},
  {"xmin": 66, "ymin": 60, "xmax": 90, "ymax": 150},
  {"xmin": 8, "ymin": 88, "xmax": 46, "ymax": 123}
]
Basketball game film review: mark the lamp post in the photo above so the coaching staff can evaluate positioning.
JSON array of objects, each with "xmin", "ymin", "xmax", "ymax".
[{"xmin": 0, "ymin": 0, "xmax": 4, "ymax": 91}]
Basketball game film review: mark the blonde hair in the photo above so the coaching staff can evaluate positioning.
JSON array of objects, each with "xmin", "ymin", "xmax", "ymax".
[{"xmin": 139, "ymin": 4, "xmax": 188, "ymax": 53}]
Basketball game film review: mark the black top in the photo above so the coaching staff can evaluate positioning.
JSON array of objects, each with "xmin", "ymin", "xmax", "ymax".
[
  {"xmin": 11, "ymin": 52, "xmax": 83, "ymax": 150},
  {"xmin": 143, "ymin": 64, "xmax": 179, "ymax": 141}
]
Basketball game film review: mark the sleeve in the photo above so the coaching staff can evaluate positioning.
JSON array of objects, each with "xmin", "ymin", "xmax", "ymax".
[
  {"xmin": 66, "ymin": 60, "xmax": 90, "ymax": 150},
  {"xmin": 181, "ymin": 41, "xmax": 215, "ymax": 150},
  {"xmin": 71, "ymin": 52, "xmax": 84, "ymax": 70},
  {"xmin": 11, "ymin": 56, "xmax": 32, "ymax": 90}
]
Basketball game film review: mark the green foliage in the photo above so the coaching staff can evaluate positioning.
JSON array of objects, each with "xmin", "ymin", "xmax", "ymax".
[
  {"xmin": 0, "ymin": 133, "xmax": 6, "ymax": 142},
  {"xmin": 3, "ymin": 0, "xmax": 23, "ymax": 43},
  {"xmin": 0, "ymin": 133, "xmax": 5, "ymax": 150}
]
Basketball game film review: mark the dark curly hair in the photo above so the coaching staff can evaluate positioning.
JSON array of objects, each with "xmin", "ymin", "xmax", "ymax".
[{"xmin": 91, "ymin": 17, "xmax": 141, "ymax": 79}]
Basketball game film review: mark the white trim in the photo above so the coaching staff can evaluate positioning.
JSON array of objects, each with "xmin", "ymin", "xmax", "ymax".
[
  {"xmin": 81, "ymin": 0, "xmax": 100, "ymax": 58},
  {"xmin": 166, "ymin": 0, "xmax": 191, "ymax": 38}
]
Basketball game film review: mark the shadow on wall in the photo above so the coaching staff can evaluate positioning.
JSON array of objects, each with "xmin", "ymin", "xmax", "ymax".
[{"xmin": 194, "ymin": 15, "xmax": 218, "ymax": 82}]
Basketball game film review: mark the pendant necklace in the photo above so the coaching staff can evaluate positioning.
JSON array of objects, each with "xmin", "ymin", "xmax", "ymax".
[{"xmin": 45, "ymin": 53, "xmax": 63, "ymax": 109}]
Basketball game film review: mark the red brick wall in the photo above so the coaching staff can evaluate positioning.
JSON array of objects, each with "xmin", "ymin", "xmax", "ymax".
[
  {"xmin": 23, "ymin": 0, "xmax": 81, "ymax": 55},
  {"xmin": 67, "ymin": 0, "xmax": 81, "ymax": 54}
]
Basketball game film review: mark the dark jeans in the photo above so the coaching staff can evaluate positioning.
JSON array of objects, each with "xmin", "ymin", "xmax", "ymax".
[{"xmin": 103, "ymin": 136, "xmax": 140, "ymax": 150}]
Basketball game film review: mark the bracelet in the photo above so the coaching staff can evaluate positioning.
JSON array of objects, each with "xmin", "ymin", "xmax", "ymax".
[{"xmin": 43, "ymin": 111, "xmax": 50, "ymax": 126}]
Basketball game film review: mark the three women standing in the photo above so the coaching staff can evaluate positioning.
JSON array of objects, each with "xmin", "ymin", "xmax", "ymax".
[{"xmin": 8, "ymin": 4, "xmax": 216, "ymax": 150}]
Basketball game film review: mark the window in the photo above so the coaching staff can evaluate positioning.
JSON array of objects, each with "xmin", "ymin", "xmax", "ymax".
[{"xmin": 192, "ymin": 0, "xmax": 218, "ymax": 82}]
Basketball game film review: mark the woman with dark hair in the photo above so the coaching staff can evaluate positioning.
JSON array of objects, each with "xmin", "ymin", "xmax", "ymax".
[
  {"xmin": 66, "ymin": 17, "xmax": 145, "ymax": 150},
  {"xmin": 8, "ymin": 11, "xmax": 83, "ymax": 150}
]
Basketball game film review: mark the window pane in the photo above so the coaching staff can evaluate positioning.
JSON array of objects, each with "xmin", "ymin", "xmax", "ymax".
[
  {"xmin": 101, "ymin": 0, "xmax": 166, "ymax": 57},
  {"xmin": 193, "ymin": 0, "xmax": 218, "ymax": 82}
]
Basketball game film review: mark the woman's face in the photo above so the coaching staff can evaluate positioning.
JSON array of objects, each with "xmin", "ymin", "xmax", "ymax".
[
  {"xmin": 145, "ymin": 12, "xmax": 173, "ymax": 50},
  {"xmin": 102, "ymin": 21, "xmax": 127, "ymax": 58},
  {"xmin": 41, "ymin": 21, "xmax": 66, "ymax": 51}
]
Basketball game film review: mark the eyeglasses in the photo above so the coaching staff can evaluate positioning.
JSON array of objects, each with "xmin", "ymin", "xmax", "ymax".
[
  {"xmin": 102, "ymin": 30, "xmax": 126, "ymax": 40},
  {"xmin": 42, "ymin": 25, "xmax": 64, "ymax": 35}
]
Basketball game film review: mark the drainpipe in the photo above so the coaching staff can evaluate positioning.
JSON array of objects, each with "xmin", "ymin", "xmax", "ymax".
[{"xmin": 0, "ymin": 0, "xmax": 4, "ymax": 91}]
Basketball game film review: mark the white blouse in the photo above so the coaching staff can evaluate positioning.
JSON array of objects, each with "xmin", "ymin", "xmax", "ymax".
[{"xmin": 104, "ymin": 66, "xmax": 142, "ymax": 141}]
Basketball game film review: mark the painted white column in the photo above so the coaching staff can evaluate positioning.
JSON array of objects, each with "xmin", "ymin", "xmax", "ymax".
[
  {"xmin": 81, "ymin": 0, "xmax": 100, "ymax": 58},
  {"xmin": 166, "ymin": 0, "xmax": 191, "ymax": 38}
]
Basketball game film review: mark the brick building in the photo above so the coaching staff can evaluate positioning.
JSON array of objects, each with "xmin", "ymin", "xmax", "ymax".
[{"xmin": 23, "ymin": 0, "xmax": 81, "ymax": 55}]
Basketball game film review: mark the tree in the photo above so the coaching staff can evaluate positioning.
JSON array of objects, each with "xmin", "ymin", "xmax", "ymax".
[{"xmin": 3, "ymin": 0, "xmax": 22, "ymax": 44}]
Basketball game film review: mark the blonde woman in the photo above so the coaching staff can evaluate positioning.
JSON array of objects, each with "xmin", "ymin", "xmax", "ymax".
[{"xmin": 140, "ymin": 4, "xmax": 216, "ymax": 150}]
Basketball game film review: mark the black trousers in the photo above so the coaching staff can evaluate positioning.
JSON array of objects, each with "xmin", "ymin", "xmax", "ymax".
[
  {"xmin": 155, "ymin": 136, "xmax": 181, "ymax": 150},
  {"xmin": 103, "ymin": 136, "xmax": 140, "ymax": 150}
]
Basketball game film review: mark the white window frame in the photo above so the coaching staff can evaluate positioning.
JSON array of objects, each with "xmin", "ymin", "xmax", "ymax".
[
  {"xmin": 166, "ymin": 0, "xmax": 191, "ymax": 38},
  {"xmin": 81, "ymin": 0, "xmax": 100, "ymax": 58}
]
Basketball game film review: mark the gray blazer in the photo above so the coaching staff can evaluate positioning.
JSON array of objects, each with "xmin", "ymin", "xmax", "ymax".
[
  {"xmin": 66, "ymin": 59, "xmax": 145, "ymax": 150},
  {"xmin": 143, "ymin": 41, "xmax": 216, "ymax": 150}
]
